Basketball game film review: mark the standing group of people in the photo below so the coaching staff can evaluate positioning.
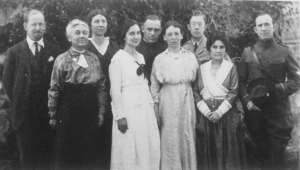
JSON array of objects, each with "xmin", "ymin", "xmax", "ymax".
[{"xmin": 2, "ymin": 7, "xmax": 300, "ymax": 170}]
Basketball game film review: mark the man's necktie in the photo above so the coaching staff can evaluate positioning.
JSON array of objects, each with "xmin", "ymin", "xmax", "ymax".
[
  {"xmin": 34, "ymin": 42, "xmax": 39, "ymax": 56},
  {"xmin": 193, "ymin": 43, "xmax": 198, "ymax": 53}
]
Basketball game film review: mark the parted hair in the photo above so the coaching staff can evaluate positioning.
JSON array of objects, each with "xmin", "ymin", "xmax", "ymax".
[
  {"xmin": 206, "ymin": 31, "xmax": 229, "ymax": 52},
  {"xmin": 23, "ymin": 9, "xmax": 45, "ymax": 23},
  {"xmin": 162, "ymin": 20, "xmax": 183, "ymax": 36},
  {"xmin": 65, "ymin": 19, "xmax": 89, "ymax": 39},
  {"xmin": 86, "ymin": 9, "xmax": 108, "ymax": 26}
]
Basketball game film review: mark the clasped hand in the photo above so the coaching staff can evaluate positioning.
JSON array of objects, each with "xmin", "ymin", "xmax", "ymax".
[{"xmin": 206, "ymin": 111, "xmax": 222, "ymax": 123}]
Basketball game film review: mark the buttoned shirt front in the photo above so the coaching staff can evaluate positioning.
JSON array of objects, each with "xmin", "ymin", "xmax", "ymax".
[{"xmin": 26, "ymin": 36, "xmax": 44, "ymax": 55}]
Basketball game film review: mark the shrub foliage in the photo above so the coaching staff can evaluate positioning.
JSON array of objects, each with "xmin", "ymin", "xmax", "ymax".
[{"xmin": 0, "ymin": 0, "xmax": 297, "ymax": 57}]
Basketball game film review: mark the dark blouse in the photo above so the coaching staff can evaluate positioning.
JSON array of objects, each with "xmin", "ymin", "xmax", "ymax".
[
  {"xmin": 86, "ymin": 39, "xmax": 119, "ymax": 80},
  {"xmin": 48, "ymin": 48, "xmax": 107, "ymax": 116}
]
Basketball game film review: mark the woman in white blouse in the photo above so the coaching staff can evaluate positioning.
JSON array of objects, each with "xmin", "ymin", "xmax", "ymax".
[{"xmin": 109, "ymin": 19, "xmax": 160, "ymax": 170}]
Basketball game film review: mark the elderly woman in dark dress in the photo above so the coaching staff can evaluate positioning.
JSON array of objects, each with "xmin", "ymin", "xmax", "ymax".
[
  {"xmin": 48, "ymin": 19, "xmax": 106, "ymax": 170},
  {"xmin": 193, "ymin": 32, "xmax": 246, "ymax": 170}
]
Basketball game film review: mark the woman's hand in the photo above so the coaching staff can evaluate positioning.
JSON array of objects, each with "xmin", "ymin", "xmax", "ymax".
[
  {"xmin": 49, "ymin": 112, "xmax": 56, "ymax": 128},
  {"xmin": 117, "ymin": 118, "xmax": 128, "ymax": 133},
  {"xmin": 49, "ymin": 118, "xmax": 57, "ymax": 128},
  {"xmin": 208, "ymin": 112, "xmax": 222, "ymax": 123},
  {"xmin": 98, "ymin": 114, "xmax": 104, "ymax": 127}
]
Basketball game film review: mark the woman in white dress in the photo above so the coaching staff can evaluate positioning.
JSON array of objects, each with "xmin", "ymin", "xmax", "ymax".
[
  {"xmin": 109, "ymin": 19, "xmax": 160, "ymax": 170},
  {"xmin": 151, "ymin": 20, "xmax": 198, "ymax": 170}
]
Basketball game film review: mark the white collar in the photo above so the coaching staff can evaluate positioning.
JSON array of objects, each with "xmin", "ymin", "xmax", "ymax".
[
  {"xmin": 26, "ymin": 36, "xmax": 44, "ymax": 55},
  {"xmin": 26, "ymin": 36, "xmax": 44, "ymax": 48},
  {"xmin": 90, "ymin": 37, "xmax": 109, "ymax": 55}
]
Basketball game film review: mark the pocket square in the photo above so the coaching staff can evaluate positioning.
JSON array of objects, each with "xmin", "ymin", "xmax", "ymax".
[{"xmin": 48, "ymin": 56, "xmax": 54, "ymax": 62}]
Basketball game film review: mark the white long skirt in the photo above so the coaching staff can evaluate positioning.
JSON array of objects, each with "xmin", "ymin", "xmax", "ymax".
[{"xmin": 110, "ymin": 103, "xmax": 160, "ymax": 170}]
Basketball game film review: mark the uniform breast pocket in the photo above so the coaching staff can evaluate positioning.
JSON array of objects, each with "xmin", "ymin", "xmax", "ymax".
[{"xmin": 269, "ymin": 60, "xmax": 285, "ymax": 78}]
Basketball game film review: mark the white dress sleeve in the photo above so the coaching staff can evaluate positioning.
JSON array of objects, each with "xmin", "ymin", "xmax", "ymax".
[{"xmin": 109, "ymin": 54, "xmax": 126, "ymax": 120}]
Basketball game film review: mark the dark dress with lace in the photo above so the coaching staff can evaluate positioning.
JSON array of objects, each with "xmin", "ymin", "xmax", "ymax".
[
  {"xmin": 86, "ymin": 38, "xmax": 119, "ymax": 167},
  {"xmin": 193, "ymin": 60, "xmax": 246, "ymax": 170}
]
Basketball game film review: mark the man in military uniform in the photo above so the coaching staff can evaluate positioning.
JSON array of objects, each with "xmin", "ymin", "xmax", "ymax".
[
  {"xmin": 239, "ymin": 13, "xmax": 300, "ymax": 170},
  {"xmin": 137, "ymin": 14, "xmax": 166, "ymax": 83},
  {"xmin": 183, "ymin": 10, "xmax": 210, "ymax": 65}
]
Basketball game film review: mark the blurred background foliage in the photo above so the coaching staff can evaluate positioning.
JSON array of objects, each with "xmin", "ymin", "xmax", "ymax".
[
  {"xmin": 0, "ymin": 1, "xmax": 299, "ymax": 167},
  {"xmin": 0, "ymin": 0, "xmax": 299, "ymax": 58}
]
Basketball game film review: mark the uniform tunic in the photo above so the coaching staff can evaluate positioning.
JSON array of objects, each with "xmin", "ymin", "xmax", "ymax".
[{"xmin": 239, "ymin": 39, "xmax": 300, "ymax": 169}]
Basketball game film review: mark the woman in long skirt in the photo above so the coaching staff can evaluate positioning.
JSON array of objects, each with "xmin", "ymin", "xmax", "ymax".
[
  {"xmin": 109, "ymin": 19, "xmax": 160, "ymax": 170},
  {"xmin": 193, "ymin": 32, "xmax": 246, "ymax": 170},
  {"xmin": 151, "ymin": 21, "xmax": 198, "ymax": 170},
  {"xmin": 48, "ymin": 19, "xmax": 106, "ymax": 170}
]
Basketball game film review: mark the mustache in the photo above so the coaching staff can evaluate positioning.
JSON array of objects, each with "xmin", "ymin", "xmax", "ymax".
[{"xmin": 33, "ymin": 31, "xmax": 43, "ymax": 33}]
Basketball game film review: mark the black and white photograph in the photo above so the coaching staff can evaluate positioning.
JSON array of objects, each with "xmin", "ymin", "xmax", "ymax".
[{"xmin": 0, "ymin": 0, "xmax": 299, "ymax": 170}]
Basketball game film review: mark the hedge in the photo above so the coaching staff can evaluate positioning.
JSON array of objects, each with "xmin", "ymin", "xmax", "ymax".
[{"xmin": 0, "ymin": 0, "xmax": 297, "ymax": 58}]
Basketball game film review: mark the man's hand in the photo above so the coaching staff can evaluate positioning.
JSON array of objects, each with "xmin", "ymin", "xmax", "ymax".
[
  {"xmin": 117, "ymin": 118, "xmax": 128, "ymax": 134},
  {"xmin": 247, "ymin": 101, "xmax": 261, "ymax": 111}
]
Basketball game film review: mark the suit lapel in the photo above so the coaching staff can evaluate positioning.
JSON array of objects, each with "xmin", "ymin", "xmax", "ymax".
[
  {"xmin": 40, "ymin": 40, "xmax": 54, "ymax": 75},
  {"xmin": 20, "ymin": 40, "xmax": 33, "ymax": 76}
]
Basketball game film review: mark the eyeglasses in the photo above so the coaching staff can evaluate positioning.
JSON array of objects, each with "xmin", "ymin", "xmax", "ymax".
[{"xmin": 135, "ymin": 61, "xmax": 145, "ymax": 77}]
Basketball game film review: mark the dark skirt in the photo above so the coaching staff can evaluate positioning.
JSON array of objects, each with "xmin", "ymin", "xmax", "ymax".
[
  {"xmin": 196, "ymin": 107, "xmax": 246, "ymax": 170},
  {"xmin": 54, "ymin": 83, "xmax": 99, "ymax": 170}
]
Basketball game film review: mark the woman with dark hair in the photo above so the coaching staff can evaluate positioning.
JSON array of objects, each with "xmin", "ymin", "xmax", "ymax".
[
  {"xmin": 48, "ymin": 19, "xmax": 106, "ymax": 170},
  {"xmin": 85, "ymin": 9, "xmax": 119, "ymax": 167},
  {"xmin": 194, "ymin": 32, "xmax": 245, "ymax": 170},
  {"xmin": 151, "ymin": 20, "xmax": 198, "ymax": 170},
  {"xmin": 86, "ymin": 9, "xmax": 119, "ymax": 78},
  {"xmin": 109, "ymin": 19, "xmax": 160, "ymax": 170}
]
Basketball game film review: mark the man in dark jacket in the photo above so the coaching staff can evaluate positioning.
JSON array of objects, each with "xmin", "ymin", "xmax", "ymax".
[
  {"xmin": 239, "ymin": 13, "xmax": 300, "ymax": 170},
  {"xmin": 3, "ymin": 9, "xmax": 60, "ymax": 170},
  {"xmin": 136, "ymin": 14, "xmax": 166, "ymax": 83},
  {"xmin": 183, "ymin": 10, "xmax": 210, "ymax": 65}
]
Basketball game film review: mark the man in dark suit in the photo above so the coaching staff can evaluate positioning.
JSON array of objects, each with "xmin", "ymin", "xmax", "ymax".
[
  {"xmin": 136, "ymin": 14, "xmax": 166, "ymax": 83},
  {"xmin": 183, "ymin": 10, "xmax": 210, "ymax": 65},
  {"xmin": 239, "ymin": 13, "xmax": 300, "ymax": 170},
  {"xmin": 3, "ymin": 9, "xmax": 60, "ymax": 170}
]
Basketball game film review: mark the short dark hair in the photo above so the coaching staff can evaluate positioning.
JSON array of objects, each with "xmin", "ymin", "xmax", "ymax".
[
  {"xmin": 120, "ymin": 18, "xmax": 139, "ymax": 41},
  {"xmin": 254, "ymin": 13, "xmax": 273, "ymax": 25},
  {"xmin": 189, "ymin": 9, "xmax": 206, "ymax": 23},
  {"xmin": 206, "ymin": 32, "xmax": 229, "ymax": 52},
  {"xmin": 162, "ymin": 20, "xmax": 183, "ymax": 36},
  {"xmin": 24, "ymin": 9, "xmax": 44, "ymax": 23},
  {"xmin": 86, "ymin": 9, "xmax": 108, "ymax": 26},
  {"xmin": 144, "ymin": 14, "xmax": 162, "ymax": 23}
]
